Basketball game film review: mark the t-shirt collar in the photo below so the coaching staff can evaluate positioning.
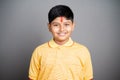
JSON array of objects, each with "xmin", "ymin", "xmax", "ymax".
[{"xmin": 48, "ymin": 37, "xmax": 74, "ymax": 48}]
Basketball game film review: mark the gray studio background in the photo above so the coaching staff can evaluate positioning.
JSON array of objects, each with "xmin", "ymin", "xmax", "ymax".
[{"xmin": 0, "ymin": 0, "xmax": 120, "ymax": 80}]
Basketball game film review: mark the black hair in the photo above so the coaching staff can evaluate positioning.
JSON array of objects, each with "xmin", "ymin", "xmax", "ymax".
[{"xmin": 48, "ymin": 5, "xmax": 74, "ymax": 23}]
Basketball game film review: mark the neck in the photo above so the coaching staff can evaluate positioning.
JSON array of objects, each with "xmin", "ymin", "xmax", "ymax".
[{"xmin": 54, "ymin": 38, "xmax": 69, "ymax": 45}]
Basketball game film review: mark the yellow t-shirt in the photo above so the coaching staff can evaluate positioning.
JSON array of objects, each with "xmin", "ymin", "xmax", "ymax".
[{"xmin": 29, "ymin": 38, "xmax": 93, "ymax": 80}]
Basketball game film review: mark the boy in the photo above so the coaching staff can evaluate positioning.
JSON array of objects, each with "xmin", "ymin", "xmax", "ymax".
[{"xmin": 29, "ymin": 5, "xmax": 93, "ymax": 80}]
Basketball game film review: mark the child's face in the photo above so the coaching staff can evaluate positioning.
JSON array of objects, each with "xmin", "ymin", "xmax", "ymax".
[{"xmin": 48, "ymin": 16, "xmax": 75, "ymax": 44}]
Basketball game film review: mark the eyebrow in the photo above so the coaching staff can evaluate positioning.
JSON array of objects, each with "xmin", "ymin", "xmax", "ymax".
[
  {"xmin": 51, "ymin": 22, "xmax": 59, "ymax": 24},
  {"xmin": 51, "ymin": 22, "xmax": 72, "ymax": 25}
]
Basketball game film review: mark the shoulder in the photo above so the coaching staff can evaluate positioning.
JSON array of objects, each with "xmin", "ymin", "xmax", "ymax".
[
  {"xmin": 35, "ymin": 42, "xmax": 49, "ymax": 49},
  {"xmin": 73, "ymin": 42, "xmax": 92, "ymax": 62},
  {"xmin": 73, "ymin": 42, "xmax": 89, "ymax": 50},
  {"xmin": 73, "ymin": 42, "xmax": 91, "ymax": 56},
  {"xmin": 32, "ymin": 42, "xmax": 49, "ymax": 53},
  {"xmin": 31, "ymin": 42, "xmax": 49, "ymax": 56}
]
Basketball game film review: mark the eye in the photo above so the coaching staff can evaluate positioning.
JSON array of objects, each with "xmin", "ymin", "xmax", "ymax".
[
  {"xmin": 53, "ymin": 24, "xmax": 59, "ymax": 26},
  {"xmin": 51, "ymin": 23, "xmax": 60, "ymax": 29},
  {"xmin": 51, "ymin": 22, "xmax": 59, "ymax": 27},
  {"xmin": 65, "ymin": 23, "xmax": 70, "ymax": 26}
]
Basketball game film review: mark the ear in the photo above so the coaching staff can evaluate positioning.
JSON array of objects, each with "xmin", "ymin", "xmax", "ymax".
[
  {"xmin": 48, "ymin": 23, "xmax": 51, "ymax": 32},
  {"xmin": 72, "ymin": 22, "xmax": 75, "ymax": 31}
]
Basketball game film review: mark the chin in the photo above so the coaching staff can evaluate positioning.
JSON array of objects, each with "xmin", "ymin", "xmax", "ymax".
[{"xmin": 58, "ymin": 37, "xmax": 69, "ymax": 41}]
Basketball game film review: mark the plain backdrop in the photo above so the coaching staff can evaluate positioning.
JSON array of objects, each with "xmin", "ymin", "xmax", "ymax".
[{"xmin": 0, "ymin": 0, "xmax": 120, "ymax": 80}]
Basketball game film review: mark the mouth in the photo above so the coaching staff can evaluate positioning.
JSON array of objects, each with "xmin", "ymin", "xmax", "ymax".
[{"xmin": 57, "ymin": 32, "xmax": 66, "ymax": 36}]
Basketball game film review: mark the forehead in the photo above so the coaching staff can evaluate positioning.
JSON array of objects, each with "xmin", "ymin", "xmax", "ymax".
[{"xmin": 52, "ymin": 16, "xmax": 72, "ymax": 23}]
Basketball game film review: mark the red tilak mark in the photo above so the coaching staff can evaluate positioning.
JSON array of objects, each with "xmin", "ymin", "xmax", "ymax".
[{"xmin": 60, "ymin": 17, "xmax": 63, "ymax": 22}]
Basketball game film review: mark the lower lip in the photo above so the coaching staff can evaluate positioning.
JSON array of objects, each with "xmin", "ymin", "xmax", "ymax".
[{"xmin": 58, "ymin": 33, "xmax": 66, "ymax": 36}]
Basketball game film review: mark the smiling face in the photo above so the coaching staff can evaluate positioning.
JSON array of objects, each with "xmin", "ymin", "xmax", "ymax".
[{"xmin": 48, "ymin": 16, "xmax": 75, "ymax": 45}]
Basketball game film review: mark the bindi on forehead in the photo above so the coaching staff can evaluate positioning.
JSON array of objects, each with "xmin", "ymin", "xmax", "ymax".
[{"xmin": 60, "ymin": 16, "xmax": 63, "ymax": 22}]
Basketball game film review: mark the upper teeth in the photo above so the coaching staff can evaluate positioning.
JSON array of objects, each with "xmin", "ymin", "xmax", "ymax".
[{"xmin": 59, "ymin": 33, "xmax": 65, "ymax": 35}]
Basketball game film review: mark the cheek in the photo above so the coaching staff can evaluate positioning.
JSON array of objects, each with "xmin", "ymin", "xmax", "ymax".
[
  {"xmin": 51, "ymin": 28, "xmax": 59, "ymax": 33},
  {"xmin": 66, "ymin": 27, "xmax": 73, "ymax": 32}
]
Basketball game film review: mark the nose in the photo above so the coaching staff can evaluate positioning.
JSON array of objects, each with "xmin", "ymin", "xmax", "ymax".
[{"xmin": 59, "ymin": 25, "xmax": 65, "ymax": 31}]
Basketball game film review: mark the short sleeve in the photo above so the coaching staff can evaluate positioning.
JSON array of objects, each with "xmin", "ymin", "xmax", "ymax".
[
  {"xmin": 28, "ymin": 47, "xmax": 41, "ymax": 80},
  {"xmin": 83, "ymin": 47, "xmax": 93, "ymax": 80}
]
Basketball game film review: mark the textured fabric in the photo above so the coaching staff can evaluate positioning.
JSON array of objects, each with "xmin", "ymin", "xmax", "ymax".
[{"xmin": 29, "ymin": 38, "xmax": 93, "ymax": 80}]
